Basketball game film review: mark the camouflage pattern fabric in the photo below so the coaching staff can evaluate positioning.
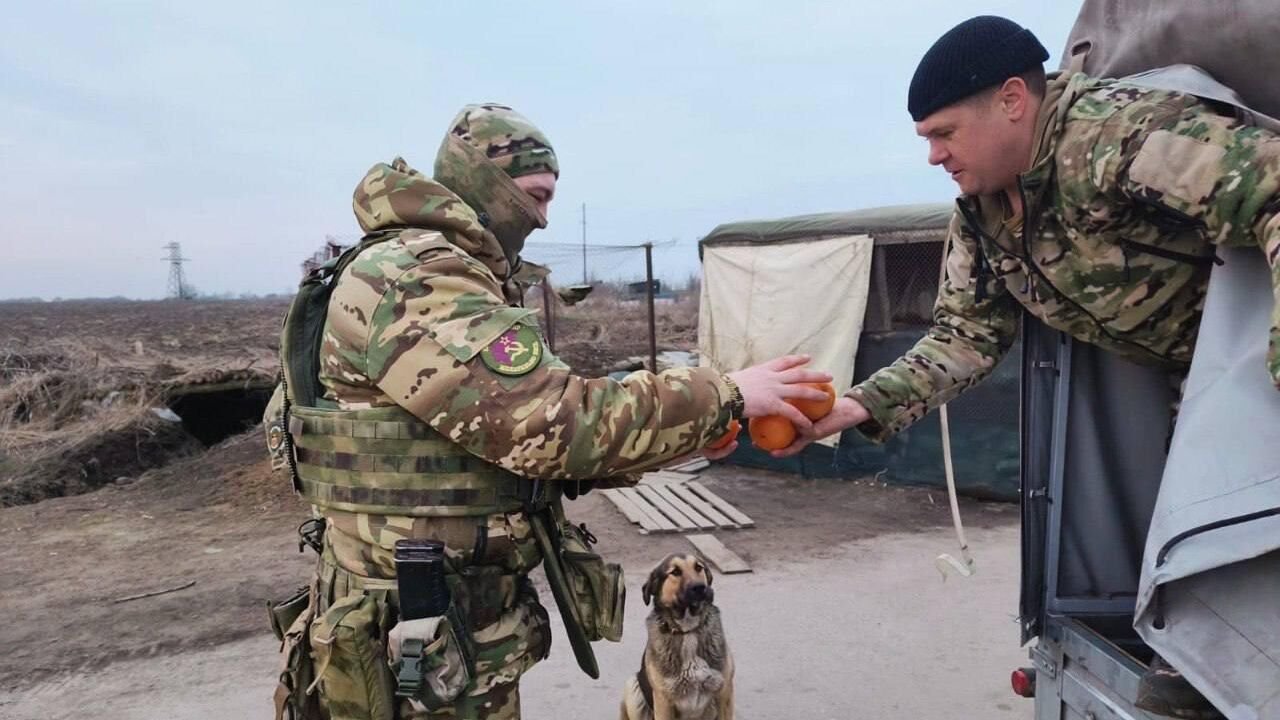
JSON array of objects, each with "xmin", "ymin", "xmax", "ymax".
[
  {"xmin": 312, "ymin": 555, "xmax": 551, "ymax": 720},
  {"xmin": 301, "ymin": 154, "xmax": 732, "ymax": 718},
  {"xmin": 433, "ymin": 105, "xmax": 556, "ymax": 267},
  {"xmin": 330, "ymin": 158, "xmax": 733, "ymax": 477},
  {"xmin": 852, "ymin": 71, "xmax": 1280, "ymax": 441},
  {"xmin": 411, "ymin": 584, "xmax": 550, "ymax": 720},
  {"xmin": 439, "ymin": 103, "xmax": 558, "ymax": 179}
]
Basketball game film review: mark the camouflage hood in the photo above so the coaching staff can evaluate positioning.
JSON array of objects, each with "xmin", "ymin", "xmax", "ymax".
[
  {"xmin": 352, "ymin": 157, "xmax": 512, "ymax": 279},
  {"xmin": 1027, "ymin": 58, "xmax": 1090, "ymax": 187},
  {"xmin": 434, "ymin": 104, "xmax": 558, "ymax": 270}
]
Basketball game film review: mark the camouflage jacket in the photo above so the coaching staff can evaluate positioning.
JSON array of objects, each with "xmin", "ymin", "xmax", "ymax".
[
  {"xmin": 321, "ymin": 158, "xmax": 735, "ymax": 480},
  {"xmin": 851, "ymin": 72, "xmax": 1280, "ymax": 442}
]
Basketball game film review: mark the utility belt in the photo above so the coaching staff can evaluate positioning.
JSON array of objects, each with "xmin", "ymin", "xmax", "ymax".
[
  {"xmin": 267, "ymin": 501, "xmax": 625, "ymax": 719},
  {"xmin": 269, "ymin": 550, "xmax": 530, "ymax": 720}
]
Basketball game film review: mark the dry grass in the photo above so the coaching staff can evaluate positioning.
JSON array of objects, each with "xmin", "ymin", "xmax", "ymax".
[
  {"xmin": 0, "ymin": 291, "xmax": 697, "ymax": 505},
  {"xmin": 547, "ymin": 288, "xmax": 699, "ymax": 376}
]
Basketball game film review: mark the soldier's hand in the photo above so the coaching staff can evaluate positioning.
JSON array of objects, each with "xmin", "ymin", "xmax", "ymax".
[
  {"xmin": 728, "ymin": 354, "xmax": 833, "ymax": 431},
  {"xmin": 771, "ymin": 396, "xmax": 870, "ymax": 458},
  {"xmin": 701, "ymin": 438, "xmax": 739, "ymax": 461}
]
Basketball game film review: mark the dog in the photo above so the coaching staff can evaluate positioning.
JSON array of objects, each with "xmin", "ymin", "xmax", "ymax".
[{"xmin": 620, "ymin": 553, "xmax": 734, "ymax": 720}]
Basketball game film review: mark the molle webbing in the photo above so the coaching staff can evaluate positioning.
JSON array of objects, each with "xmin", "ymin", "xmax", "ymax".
[{"xmin": 288, "ymin": 405, "xmax": 525, "ymax": 518}]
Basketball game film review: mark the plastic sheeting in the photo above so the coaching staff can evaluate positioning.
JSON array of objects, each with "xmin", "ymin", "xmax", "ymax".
[
  {"xmin": 698, "ymin": 234, "xmax": 874, "ymax": 447},
  {"xmin": 1134, "ymin": 248, "xmax": 1280, "ymax": 719}
]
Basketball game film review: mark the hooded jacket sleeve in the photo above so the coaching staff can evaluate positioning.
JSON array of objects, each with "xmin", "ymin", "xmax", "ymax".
[
  {"xmin": 848, "ymin": 212, "xmax": 1021, "ymax": 442},
  {"xmin": 365, "ymin": 248, "xmax": 735, "ymax": 480}
]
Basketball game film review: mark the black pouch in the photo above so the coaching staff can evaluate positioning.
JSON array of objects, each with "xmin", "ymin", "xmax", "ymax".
[{"xmin": 268, "ymin": 585, "xmax": 311, "ymax": 643}]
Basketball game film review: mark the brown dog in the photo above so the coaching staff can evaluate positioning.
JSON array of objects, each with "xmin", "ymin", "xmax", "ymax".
[{"xmin": 620, "ymin": 554, "xmax": 734, "ymax": 720}]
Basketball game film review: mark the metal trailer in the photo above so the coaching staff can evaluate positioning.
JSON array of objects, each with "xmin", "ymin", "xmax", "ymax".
[
  {"xmin": 1018, "ymin": 249, "xmax": 1280, "ymax": 719},
  {"xmin": 1018, "ymin": 312, "xmax": 1170, "ymax": 719}
]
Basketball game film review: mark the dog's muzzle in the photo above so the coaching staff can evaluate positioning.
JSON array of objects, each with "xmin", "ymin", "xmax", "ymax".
[{"xmin": 681, "ymin": 583, "xmax": 714, "ymax": 610}]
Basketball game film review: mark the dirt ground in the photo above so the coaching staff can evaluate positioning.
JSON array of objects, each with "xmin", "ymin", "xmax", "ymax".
[
  {"xmin": 3, "ymin": 523, "xmax": 1030, "ymax": 720},
  {"xmin": 0, "ymin": 295, "xmax": 1030, "ymax": 717},
  {"xmin": 0, "ymin": 424, "xmax": 1017, "ymax": 694},
  {"xmin": 0, "ymin": 298, "xmax": 291, "ymax": 372}
]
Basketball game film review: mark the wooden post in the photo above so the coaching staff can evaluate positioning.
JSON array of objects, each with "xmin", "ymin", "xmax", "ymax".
[
  {"xmin": 540, "ymin": 279, "xmax": 556, "ymax": 352},
  {"xmin": 645, "ymin": 242, "xmax": 658, "ymax": 373},
  {"xmin": 873, "ymin": 244, "xmax": 892, "ymax": 332}
]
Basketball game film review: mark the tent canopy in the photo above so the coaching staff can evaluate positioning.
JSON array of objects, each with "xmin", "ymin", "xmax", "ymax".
[
  {"xmin": 699, "ymin": 203, "xmax": 952, "ymax": 252},
  {"xmin": 696, "ymin": 201, "xmax": 1020, "ymax": 494}
]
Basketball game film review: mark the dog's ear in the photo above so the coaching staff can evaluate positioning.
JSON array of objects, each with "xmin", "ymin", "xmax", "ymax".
[
  {"xmin": 642, "ymin": 557, "xmax": 671, "ymax": 606},
  {"xmin": 701, "ymin": 558, "xmax": 713, "ymax": 587}
]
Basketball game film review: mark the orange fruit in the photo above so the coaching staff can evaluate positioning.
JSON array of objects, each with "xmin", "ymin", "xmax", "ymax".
[
  {"xmin": 707, "ymin": 419, "xmax": 741, "ymax": 450},
  {"xmin": 748, "ymin": 415, "xmax": 797, "ymax": 451},
  {"xmin": 788, "ymin": 382, "xmax": 836, "ymax": 420}
]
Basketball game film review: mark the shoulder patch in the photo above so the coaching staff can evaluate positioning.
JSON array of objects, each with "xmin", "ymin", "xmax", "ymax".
[{"xmin": 480, "ymin": 324, "xmax": 543, "ymax": 376}]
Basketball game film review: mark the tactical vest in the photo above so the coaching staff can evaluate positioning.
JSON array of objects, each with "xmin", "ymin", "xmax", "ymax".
[
  {"xmin": 287, "ymin": 404, "xmax": 527, "ymax": 518},
  {"xmin": 277, "ymin": 231, "xmax": 537, "ymax": 520}
]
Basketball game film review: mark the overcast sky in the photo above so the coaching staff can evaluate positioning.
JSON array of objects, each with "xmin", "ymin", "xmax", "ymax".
[{"xmin": 0, "ymin": 1, "xmax": 1083, "ymax": 299}]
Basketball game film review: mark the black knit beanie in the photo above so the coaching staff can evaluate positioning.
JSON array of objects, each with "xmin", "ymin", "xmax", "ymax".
[{"xmin": 908, "ymin": 16, "xmax": 1049, "ymax": 121}]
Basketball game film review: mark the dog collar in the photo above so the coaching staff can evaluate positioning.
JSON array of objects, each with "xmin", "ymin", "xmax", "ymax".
[{"xmin": 658, "ymin": 615, "xmax": 705, "ymax": 635}]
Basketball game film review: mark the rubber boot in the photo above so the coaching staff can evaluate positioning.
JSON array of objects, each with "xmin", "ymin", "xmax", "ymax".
[{"xmin": 1135, "ymin": 655, "xmax": 1225, "ymax": 719}]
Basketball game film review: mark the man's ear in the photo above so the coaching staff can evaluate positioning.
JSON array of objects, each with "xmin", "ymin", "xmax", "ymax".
[{"xmin": 997, "ymin": 76, "xmax": 1030, "ymax": 122}]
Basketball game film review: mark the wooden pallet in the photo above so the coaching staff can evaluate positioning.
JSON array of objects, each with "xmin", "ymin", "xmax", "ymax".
[
  {"xmin": 600, "ymin": 475, "xmax": 754, "ymax": 534},
  {"xmin": 685, "ymin": 533, "xmax": 752, "ymax": 574}
]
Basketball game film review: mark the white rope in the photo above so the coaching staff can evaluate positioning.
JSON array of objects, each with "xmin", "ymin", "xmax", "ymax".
[{"xmin": 935, "ymin": 402, "xmax": 976, "ymax": 579}]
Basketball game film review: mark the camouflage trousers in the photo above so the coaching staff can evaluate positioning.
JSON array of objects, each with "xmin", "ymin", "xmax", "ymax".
[{"xmin": 305, "ymin": 552, "xmax": 552, "ymax": 720}]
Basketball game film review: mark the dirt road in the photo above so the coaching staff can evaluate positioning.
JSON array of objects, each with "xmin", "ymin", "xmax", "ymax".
[{"xmin": 2, "ymin": 522, "xmax": 1030, "ymax": 719}]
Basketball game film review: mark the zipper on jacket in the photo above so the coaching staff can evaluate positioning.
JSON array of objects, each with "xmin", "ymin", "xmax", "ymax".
[
  {"xmin": 1118, "ymin": 238, "xmax": 1223, "ymax": 267},
  {"xmin": 954, "ymin": 190, "xmax": 1173, "ymax": 367}
]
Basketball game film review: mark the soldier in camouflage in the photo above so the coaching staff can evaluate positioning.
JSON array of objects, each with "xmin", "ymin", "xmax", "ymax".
[
  {"xmin": 276, "ymin": 103, "xmax": 829, "ymax": 720},
  {"xmin": 782, "ymin": 15, "xmax": 1280, "ymax": 450},
  {"xmin": 782, "ymin": 15, "xmax": 1280, "ymax": 719}
]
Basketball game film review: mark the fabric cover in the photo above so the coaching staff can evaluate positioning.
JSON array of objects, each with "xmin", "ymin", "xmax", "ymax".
[
  {"xmin": 1063, "ymin": 0, "xmax": 1280, "ymax": 119},
  {"xmin": 1134, "ymin": 248, "xmax": 1280, "ymax": 719}
]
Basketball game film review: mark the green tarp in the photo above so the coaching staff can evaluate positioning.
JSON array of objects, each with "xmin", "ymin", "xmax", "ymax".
[{"xmin": 699, "ymin": 203, "xmax": 953, "ymax": 251}]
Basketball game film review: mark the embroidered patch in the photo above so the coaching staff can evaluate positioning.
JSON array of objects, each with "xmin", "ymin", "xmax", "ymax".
[{"xmin": 480, "ymin": 325, "xmax": 543, "ymax": 376}]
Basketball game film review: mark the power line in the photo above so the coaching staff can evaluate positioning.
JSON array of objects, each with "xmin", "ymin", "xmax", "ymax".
[
  {"xmin": 161, "ymin": 242, "xmax": 191, "ymax": 299},
  {"xmin": 525, "ymin": 239, "xmax": 678, "ymax": 250}
]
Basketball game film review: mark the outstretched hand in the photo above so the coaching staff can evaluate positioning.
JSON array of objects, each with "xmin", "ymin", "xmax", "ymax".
[
  {"xmin": 771, "ymin": 395, "xmax": 870, "ymax": 458},
  {"xmin": 727, "ymin": 354, "xmax": 833, "ymax": 431}
]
